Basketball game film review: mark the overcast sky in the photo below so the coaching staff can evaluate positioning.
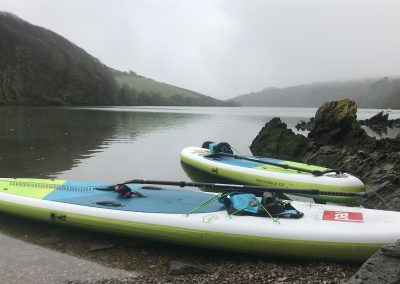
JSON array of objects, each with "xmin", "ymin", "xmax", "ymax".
[{"xmin": 1, "ymin": 0, "xmax": 400, "ymax": 99}]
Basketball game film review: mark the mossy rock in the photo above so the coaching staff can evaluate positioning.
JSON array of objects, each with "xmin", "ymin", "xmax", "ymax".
[
  {"xmin": 314, "ymin": 99, "xmax": 357, "ymax": 126},
  {"xmin": 250, "ymin": 118, "xmax": 307, "ymax": 160},
  {"xmin": 309, "ymin": 99, "xmax": 359, "ymax": 144}
]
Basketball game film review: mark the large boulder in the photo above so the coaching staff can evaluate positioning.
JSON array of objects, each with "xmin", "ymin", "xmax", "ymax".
[
  {"xmin": 250, "ymin": 117, "xmax": 308, "ymax": 160},
  {"xmin": 308, "ymin": 99, "xmax": 359, "ymax": 144}
]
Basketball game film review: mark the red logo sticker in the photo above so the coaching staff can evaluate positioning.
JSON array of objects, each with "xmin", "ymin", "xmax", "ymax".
[{"xmin": 322, "ymin": 210, "xmax": 364, "ymax": 223}]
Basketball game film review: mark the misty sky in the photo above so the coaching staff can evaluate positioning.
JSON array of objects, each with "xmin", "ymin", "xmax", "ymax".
[{"xmin": 1, "ymin": 0, "xmax": 400, "ymax": 99}]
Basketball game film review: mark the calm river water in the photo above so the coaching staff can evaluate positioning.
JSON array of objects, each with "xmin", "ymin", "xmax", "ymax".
[{"xmin": 0, "ymin": 106, "xmax": 399, "ymax": 184}]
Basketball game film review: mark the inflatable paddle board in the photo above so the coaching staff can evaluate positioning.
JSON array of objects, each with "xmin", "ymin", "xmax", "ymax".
[
  {"xmin": 0, "ymin": 178, "xmax": 398, "ymax": 262},
  {"xmin": 181, "ymin": 145, "xmax": 366, "ymax": 203}
]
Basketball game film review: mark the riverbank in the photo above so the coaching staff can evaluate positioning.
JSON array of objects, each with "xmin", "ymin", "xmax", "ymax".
[
  {"xmin": 1, "ymin": 214, "xmax": 357, "ymax": 283},
  {"xmin": 251, "ymin": 99, "xmax": 400, "ymax": 211}
]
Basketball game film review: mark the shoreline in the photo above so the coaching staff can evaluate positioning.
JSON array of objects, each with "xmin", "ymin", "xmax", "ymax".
[{"xmin": 0, "ymin": 214, "xmax": 358, "ymax": 283}]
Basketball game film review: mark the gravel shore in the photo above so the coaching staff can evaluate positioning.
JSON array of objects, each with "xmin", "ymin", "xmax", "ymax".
[
  {"xmin": 73, "ymin": 259, "xmax": 357, "ymax": 284},
  {"xmin": 0, "ymin": 214, "xmax": 358, "ymax": 284}
]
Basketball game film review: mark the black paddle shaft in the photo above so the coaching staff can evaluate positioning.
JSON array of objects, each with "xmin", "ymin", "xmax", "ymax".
[
  {"xmin": 215, "ymin": 153, "xmax": 341, "ymax": 176},
  {"xmin": 124, "ymin": 179, "xmax": 366, "ymax": 198}
]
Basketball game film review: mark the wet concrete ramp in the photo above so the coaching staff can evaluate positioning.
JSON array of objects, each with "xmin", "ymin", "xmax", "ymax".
[{"xmin": 0, "ymin": 233, "xmax": 140, "ymax": 284}]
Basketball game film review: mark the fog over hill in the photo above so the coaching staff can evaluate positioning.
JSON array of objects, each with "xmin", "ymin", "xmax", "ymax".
[{"xmin": 232, "ymin": 77, "xmax": 400, "ymax": 108}]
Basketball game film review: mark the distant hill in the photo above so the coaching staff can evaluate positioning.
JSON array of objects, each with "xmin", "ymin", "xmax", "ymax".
[
  {"xmin": 232, "ymin": 77, "xmax": 400, "ymax": 108},
  {"xmin": 0, "ymin": 12, "xmax": 119, "ymax": 105},
  {"xmin": 0, "ymin": 12, "xmax": 237, "ymax": 107},
  {"xmin": 113, "ymin": 70, "xmax": 238, "ymax": 106}
]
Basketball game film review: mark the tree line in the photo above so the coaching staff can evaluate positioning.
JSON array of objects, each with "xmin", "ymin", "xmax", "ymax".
[{"xmin": 118, "ymin": 83, "xmax": 238, "ymax": 106}]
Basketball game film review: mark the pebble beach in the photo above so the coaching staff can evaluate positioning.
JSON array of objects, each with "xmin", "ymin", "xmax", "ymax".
[{"xmin": 0, "ymin": 214, "xmax": 358, "ymax": 284}]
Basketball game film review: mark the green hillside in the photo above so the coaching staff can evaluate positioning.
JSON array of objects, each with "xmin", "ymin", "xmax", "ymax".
[
  {"xmin": 115, "ymin": 72, "xmax": 200, "ymax": 99},
  {"xmin": 0, "ymin": 12, "xmax": 118, "ymax": 105},
  {"xmin": 114, "ymin": 71, "xmax": 238, "ymax": 106}
]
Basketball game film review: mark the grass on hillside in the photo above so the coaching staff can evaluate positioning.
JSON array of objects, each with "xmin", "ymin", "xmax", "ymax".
[{"xmin": 115, "ymin": 74, "xmax": 202, "ymax": 99}]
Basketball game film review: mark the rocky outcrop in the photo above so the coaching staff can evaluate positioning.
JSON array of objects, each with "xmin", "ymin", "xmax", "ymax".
[
  {"xmin": 250, "ymin": 118, "xmax": 308, "ymax": 160},
  {"xmin": 308, "ymin": 99, "xmax": 358, "ymax": 144},
  {"xmin": 345, "ymin": 239, "xmax": 400, "ymax": 284},
  {"xmin": 359, "ymin": 111, "xmax": 400, "ymax": 134},
  {"xmin": 362, "ymin": 111, "xmax": 389, "ymax": 125},
  {"xmin": 251, "ymin": 99, "xmax": 400, "ymax": 211},
  {"xmin": 295, "ymin": 118, "xmax": 314, "ymax": 131}
]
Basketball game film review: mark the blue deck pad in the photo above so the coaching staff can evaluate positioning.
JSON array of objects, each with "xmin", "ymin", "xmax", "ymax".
[
  {"xmin": 205, "ymin": 155, "xmax": 284, "ymax": 169},
  {"xmin": 44, "ymin": 181, "xmax": 109, "ymax": 200},
  {"xmin": 44, "ymin": 181, "xmax": 224, "ymax": 214}
]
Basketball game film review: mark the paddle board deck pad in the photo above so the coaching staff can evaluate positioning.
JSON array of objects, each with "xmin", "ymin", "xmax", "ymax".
[
  {"xmin": 1, "ymin": 178, "xmax": 399, "ymax": 262},
  {"xmin": 180, "ymin": 146, "xmax": 366, "ymax": 203}
]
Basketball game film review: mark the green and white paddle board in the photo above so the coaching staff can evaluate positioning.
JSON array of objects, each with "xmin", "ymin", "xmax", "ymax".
[
  {"xmin": 0, "ymin": 178, "xmax": 398, "ymax": 262},
  {"xmin": 181, "ymin": 146, "xmax": 366, "ymax": 203}
]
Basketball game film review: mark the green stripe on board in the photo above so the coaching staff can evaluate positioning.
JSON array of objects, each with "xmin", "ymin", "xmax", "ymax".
[
  {"xmin": 255, "ymin": 161, "xmax": 327, "ymax": 174},
  {"xmin": 0, "ymin": 178, "xmax": 65, "ymax": 199},
  {"xmin": 0, "ymin": 199, "xmax": 381, "ymax": 262}
]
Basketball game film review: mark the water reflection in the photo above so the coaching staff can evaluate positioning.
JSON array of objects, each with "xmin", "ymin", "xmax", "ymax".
[
  {"xmin": 361, "ymin": 125, "xmax": 400, "ymax": 139},
  {"xmin": 0, "ymin": 107, "xmax": 198, "ymax": 178}
]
